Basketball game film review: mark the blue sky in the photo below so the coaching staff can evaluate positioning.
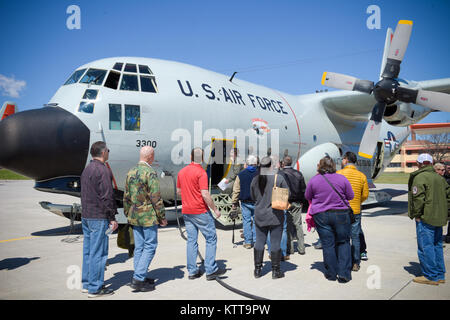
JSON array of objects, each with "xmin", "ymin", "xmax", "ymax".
[{"xmin": 0, "ymin": 0, "xmax": 449, "ymax": 123}]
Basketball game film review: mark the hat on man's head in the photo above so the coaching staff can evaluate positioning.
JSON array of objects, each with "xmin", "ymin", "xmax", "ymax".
[{"xmin": 417, "ymin": 153, "xmax": 433, "ymax": 164}]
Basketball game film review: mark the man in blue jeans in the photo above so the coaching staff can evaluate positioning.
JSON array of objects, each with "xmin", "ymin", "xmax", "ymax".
[
  {"xmin": 408, "ymin": 153, "xmax": 450, "ymax": 285},
  {"xmin": 124, "ymin": 146, "xmax": 167, "ymax": 292},
  {"xmin": 337, "ymin": 151, "xmax": 369, "ymax": 272},
  {"xmin": 232, "ymin": 155, "xmax": 258, "ymax": 249},
  {"xmin": 81, "ymin": 141, "xmax": 118, "ymax": 298},
  {"xmin": 177, "ymin": 148, "xmax": 226, "ymax": 280}
]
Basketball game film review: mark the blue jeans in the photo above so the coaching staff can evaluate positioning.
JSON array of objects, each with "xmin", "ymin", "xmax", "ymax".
[
  {"xmin": 183, "ymin": 212, "xmax": 218, "ymax": 276},
  {"xmin": 241, "ymin": 202, "xmax": 256, "ymax": 245},
  {"xmin": 416, "ymin": 220, "xmax": 446, "ymax": 282},
  {"xmin": 351, "ymin": 214, "xmax": 362, "ymax": 265},
  {"xmin": 266, "ymin": 212, "xmax": 287, "ymax": 256},
  {"xmin": 313, "ymin": 210, "xmax": 352, "ymax": 280},
  {"xmin": 132, "ymin": 225, "xmax": 158, "ymax": 281},
  {"xmin": 81, "ymin": 218, "xmax": 109, "ymax": 294}
]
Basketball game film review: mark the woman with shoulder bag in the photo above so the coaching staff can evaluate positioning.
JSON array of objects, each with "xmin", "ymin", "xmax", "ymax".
[
  {"xmin": 305, "ymin": 156, "xmax": 354, "ymax": 283},
  {"xmin": 250, "ymin": 156, "xmax": 289, "ymax": 279}
]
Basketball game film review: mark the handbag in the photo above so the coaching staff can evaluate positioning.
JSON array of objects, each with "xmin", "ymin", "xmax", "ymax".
[
  {"xmin": 271, "ymin": 174, "xmax": 290, "ymax": 210},
  {"xmin": 321, "ymin": 174, "xmax": 356, "ymax": 224},
  {"xmin": 305, "ymin": 200, "xmax": 315, "ymax": 232}
]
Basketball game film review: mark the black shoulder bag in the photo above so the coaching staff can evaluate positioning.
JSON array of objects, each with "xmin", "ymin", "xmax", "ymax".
[{"xmin": 321, "ymin": 174, "xmax": 356, "ymax": 224}]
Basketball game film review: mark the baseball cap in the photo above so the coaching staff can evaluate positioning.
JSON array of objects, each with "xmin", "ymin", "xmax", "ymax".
[{"xmin": 417, "ymin": 153, "xmax": 433, "ymax": 164}]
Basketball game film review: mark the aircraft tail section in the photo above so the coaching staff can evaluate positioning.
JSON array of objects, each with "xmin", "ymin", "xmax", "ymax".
[{"xmin": 1, "ymin": 101, "xmax": 18, "ymax": 121}]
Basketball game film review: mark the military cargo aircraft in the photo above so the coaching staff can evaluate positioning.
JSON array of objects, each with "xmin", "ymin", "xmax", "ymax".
[{"xmin": 0, "ymin": 20, "xmax": 449, "ymax": 228}]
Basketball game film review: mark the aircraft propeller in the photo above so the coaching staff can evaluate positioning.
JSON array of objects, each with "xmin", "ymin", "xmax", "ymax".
[{"xmin": 321, "ymin": 20, "xmax": 450, "ymax": 159}]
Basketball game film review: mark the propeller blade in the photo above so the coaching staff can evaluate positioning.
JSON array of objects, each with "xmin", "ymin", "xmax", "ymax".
[
  {"xmin": 382, "ymin": 20, "xmax": 413, "ymax": 79},
  {"xmin": 358, "ymin": 102, "xmax": 387, "ymax": 159},
  {"xmin": 415, "ymin": 89, "xmax": 450, "ymax": 112},
  {"xmin": 396, "ymin": 86, "xmax": 418, "ymax": 104},
  {"xmin": 387, "ymin": 20, "xmax": 413, "ymax": 62},
  {"xmin": 321, "ymin": 72, "xmax": 373, "ymax": 94},
  {"xmin": 358, "ymin": 120, "xmax": 383, "ymax": 159},
  {"xmin": 322, "ymin": 72, "xmax": 357, "ymax": 91},
  {"xmin": 379, "ymin": 28, "xmax": 394, "ymax": 80},
  {"xmin": 369, "ymin": 101, "xmax": 387, "ymax": 123}
]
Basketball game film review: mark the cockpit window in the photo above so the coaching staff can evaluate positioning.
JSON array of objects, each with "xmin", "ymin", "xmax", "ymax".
[
  {"xmin": 138, "ymin": 65, "xmax": 153, "ymax": 74},
  {"xmin": 124, "ymin": 63, "xmax": 137, "ymax": 73},
  {"xmin": 125, "ymin": 105, "xmax": 140, "ymax": 131},
  {"xmin": 82, "ymin": 89, "xmax": 98, "ymax": 100},
  {"xmin": 104, "ymin": 71, "xmax": 121, "ymax": 90},
  {"xmin": 140, "ymin": 76, "xmax": 158, "ymax": 93},
  {"xmin": 113, "ymin": 62, "xmax": 123, "ymax": 71},
  {"xmin": 120, "ymin": 74, "xmax": 139, "ymax": 91},
  {"xmin": 109, "ymin": 104, "xmax": 122, "ymax": 130},
  {"xmin": 78, "ymin": 101, "xmax": 94, "ymax": 114},
  {"xmin": 102, "ymin": 63, "xmax": 158, "ymax": 93},
  {"xmin": 64, "ymin": 68, "xmax": 86, "ymax": 85},
  {"xmin": 79, "ymin": 68, "xmax": 107, "ymax": 85}
]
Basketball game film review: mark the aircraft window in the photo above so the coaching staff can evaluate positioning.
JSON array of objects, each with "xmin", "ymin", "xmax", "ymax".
[
  {"xmin": 140, "ymin": 76, "xmax": 158, "ymax": 93},
  {"xmin": 78, "ymin": 101, "xmax": 94, "ymax": 114},
  {"xmin": 113, "ymin": 62, "xmax": 123, "ymax": 71},
  {"xmin": 120, "ymin": 74, "xmax": 139, "ymax": 91},
  {"xmin": 82, "ymin": 89, "xmax": 98, "ymax": 100},
  {"xmin": 124, "ymin": 63, "xmax": 137, "ymax": 73},
  {"xmin": 139, "ymin": 65, "xmax": 153, "ymax": 74},
  {"xmin": 80, "ymin": 68, "xmax": 107, "ymax": 85},
  {"xmin": 104, "ymin": 71, "xmax": 121, "ymax": 90},
  {"xmin": 125, "ymin": 104, "xmax": 140, "ymax": 131},
  {"xmin": 109, "ymin": 104, "xmax": 122, "ymax": 130},
  {"xmin": 64, "ymin": 68, "xmax": 86, "ymax": 85}
]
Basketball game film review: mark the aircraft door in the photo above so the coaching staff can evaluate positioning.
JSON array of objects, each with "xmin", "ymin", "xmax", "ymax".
[
  {"xmin": 371, "ymin": 141, "xmax": 384, "ymax": 179},
  {"xmin": 205, "ymin": 138, "xmax": 236, "ymax": 191}
]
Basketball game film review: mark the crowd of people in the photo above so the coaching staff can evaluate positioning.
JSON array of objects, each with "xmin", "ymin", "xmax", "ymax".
[{"xmin": 79, "ymin": 141, "xmax": 450, "ymax": 297}]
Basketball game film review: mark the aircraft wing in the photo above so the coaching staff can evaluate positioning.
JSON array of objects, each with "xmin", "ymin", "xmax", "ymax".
[
  {"xmin": 413, "ymin": 78, "xmax": 450, "ymax": 94},
  {"xmin": 319, "ymin": 77, "xmax": 450, "ymax": 119}
]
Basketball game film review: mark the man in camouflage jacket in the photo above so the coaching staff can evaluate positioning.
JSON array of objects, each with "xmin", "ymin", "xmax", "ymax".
[{"xmin": 124, "ymin": 146, "xmax": 167, "ymax": 292}]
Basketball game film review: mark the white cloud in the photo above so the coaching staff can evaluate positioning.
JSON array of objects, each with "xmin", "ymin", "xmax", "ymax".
[{"xmin": 0, "ymin": 74, "xmax": 26, "ymax": 98}]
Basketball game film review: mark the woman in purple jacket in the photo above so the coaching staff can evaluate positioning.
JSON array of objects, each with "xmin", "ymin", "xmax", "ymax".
[{"xmin": 305, "ymin": 156, "xmax": 354, "ymax": 283}]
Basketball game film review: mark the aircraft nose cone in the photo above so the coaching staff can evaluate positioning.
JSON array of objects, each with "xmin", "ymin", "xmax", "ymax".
[{"xmin": 0, "ymin": 107, "xmax": 90, "ymax": 180}]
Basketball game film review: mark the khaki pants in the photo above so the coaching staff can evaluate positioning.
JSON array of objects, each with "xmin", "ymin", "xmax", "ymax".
[{"xmin": 286, "ymin": 202, "xmax": 305, "ymax": 254}]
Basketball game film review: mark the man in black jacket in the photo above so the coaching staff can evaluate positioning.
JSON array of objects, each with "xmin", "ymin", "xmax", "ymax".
[
  {"xmin": 81, "ymin": 141, "xmax": 118, "ymax": 297},
  {"xmin": 280, "ymin": 156, "xmax": 307, "ymax": 255}
]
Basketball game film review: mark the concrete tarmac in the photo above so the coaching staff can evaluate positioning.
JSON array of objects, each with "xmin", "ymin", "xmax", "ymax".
[{"xmin": 0, "ymin": 180, "xmax": 449, "ymax": 300}]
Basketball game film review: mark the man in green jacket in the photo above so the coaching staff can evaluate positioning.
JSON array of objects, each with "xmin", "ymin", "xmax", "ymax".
[
  {"xmin": 408, "ymin": 153, "xmax": 450, "ymax": 285},
  {"xmin": 124, "ymin": 146, "xmax": 167, "ymax": 292}
]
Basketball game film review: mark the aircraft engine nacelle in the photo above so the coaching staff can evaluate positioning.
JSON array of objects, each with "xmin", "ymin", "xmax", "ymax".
[
  {"xmin": 383, "ymin": 102, "xmax": 431, "ymax": 127},
  {"xmin": 298, "ymin": 142, "xmax": 341, "ymax": 183}
]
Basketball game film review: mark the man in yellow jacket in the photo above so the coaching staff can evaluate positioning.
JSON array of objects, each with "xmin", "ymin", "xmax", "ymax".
[{"xmin": 337, "ymin": 151, "xmax": 369, "ymax": 272}]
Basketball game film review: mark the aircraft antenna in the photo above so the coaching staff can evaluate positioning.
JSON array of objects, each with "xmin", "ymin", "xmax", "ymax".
[{"xmin": 229, "ymin": 72, "xmax": 237, "ymax": 83}]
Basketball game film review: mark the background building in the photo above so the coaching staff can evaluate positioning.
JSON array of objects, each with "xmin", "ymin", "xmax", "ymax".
[{"xmin": 385, "ymin": 123, "xmax": 450, "ymax": 173}]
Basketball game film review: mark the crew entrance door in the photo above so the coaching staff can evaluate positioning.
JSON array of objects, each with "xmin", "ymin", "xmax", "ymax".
[{"xmin": 205, "ymin": 138, "xmax": 236, "ymax": 191}]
